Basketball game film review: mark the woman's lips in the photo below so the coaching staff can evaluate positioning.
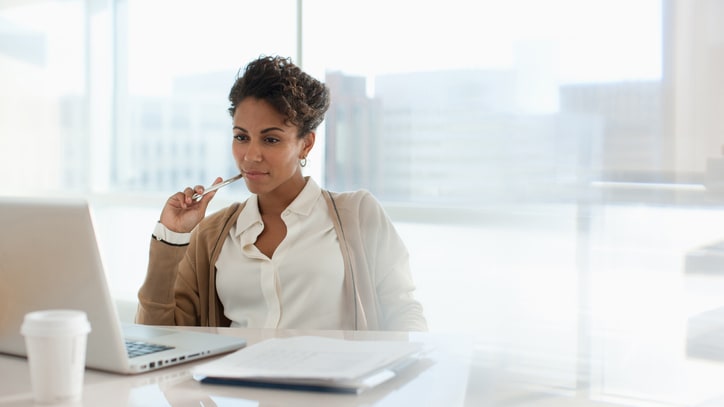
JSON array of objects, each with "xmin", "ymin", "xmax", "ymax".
[{"xmin": 242, "ymin": 170, "xmax": 267, "ymax": 180}]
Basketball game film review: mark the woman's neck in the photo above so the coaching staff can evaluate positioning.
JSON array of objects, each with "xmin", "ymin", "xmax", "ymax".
[{"xmin": 257, "ymin": 176, "xmax": 308, "ymax": 216}]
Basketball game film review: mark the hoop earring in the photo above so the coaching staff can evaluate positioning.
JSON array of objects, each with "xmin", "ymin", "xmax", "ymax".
[{"xmin": 300, "ymin": 157, "xmax": 308, "ymax": 167}]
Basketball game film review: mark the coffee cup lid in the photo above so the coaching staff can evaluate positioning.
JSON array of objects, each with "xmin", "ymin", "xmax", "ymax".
[{"xmin": 21, "ymin": 310, "xmax": 91, "ymax": 337}]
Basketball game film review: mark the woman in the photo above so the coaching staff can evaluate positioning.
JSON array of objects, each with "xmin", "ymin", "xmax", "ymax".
[{"xmin": 136, "ymin": 56, "xmax": 427, "ymax": 331}]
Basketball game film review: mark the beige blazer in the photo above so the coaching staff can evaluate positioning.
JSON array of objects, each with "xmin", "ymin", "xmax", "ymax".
[{"xmin": 136, "ymin": 189, "xmax": 427, "ymax": 331}]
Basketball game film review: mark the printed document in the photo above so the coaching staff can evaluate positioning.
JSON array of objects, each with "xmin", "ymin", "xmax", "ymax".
[{"xmin": 192, "ymin": 336, "xmax": 425, "ymax": 393}]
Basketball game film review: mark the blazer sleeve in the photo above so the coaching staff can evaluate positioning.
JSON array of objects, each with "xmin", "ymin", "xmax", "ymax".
[
  {"xmin": 357, "ymin": 192, "xmax": 428, "ymax": 331},
  {"xmin": 135, "ymin": 238, "xmax": 201, "ymax": 326}
]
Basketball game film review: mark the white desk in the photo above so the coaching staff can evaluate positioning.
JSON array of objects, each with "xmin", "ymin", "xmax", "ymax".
[
  {"xmin": 0, "ymin": 328, "xmax": 473, "ymax": 407},
  {"xmin": 3, "ymin": 322, "xmax": 724, "ymax": 406}
]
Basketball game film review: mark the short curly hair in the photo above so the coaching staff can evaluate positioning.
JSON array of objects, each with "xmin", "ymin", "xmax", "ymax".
[{"xmin": 228, "ymin": 55, "xmax": 330, "ymax": 137}]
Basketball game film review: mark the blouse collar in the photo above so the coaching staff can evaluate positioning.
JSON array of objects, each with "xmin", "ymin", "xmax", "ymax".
[{"xmin": 234, "ymin": 177, "xmax": 322, "ymax": 236}]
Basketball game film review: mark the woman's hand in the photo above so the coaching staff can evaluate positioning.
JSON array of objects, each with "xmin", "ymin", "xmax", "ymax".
[{"xmin": 159, "ymin": 177, "xmax": 223, "ymax": 233}]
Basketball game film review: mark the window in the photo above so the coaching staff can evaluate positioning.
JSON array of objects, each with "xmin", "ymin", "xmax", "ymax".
[
  {"xmin": 115, "ymin": 0, "xmax": 297, "ymax": 193},
  {"xmin": 0, "ymin": 1, "xmax": 87, "ymax": 192}
]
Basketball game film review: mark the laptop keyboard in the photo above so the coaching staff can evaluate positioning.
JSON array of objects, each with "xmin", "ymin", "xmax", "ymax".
[{"xmin": 125, "ymin": 339, "xmax": 175, "ymax": 358}]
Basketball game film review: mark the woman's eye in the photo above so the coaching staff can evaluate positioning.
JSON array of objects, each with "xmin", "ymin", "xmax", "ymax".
[
  {"xmin": 264, "ymin": 137, "xmax": 280, "ymax": 144},
  {"xmin": 233, "ymin": 134, "xmax": 248, "ymax": 142}
]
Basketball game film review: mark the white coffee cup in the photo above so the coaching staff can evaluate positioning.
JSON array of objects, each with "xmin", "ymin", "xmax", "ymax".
[{"xmin": 21, "ymin": 310, "xmax": 92, "ymax": 404}]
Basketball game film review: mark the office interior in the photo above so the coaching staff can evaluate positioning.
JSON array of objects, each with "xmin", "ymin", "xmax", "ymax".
[{"xmin": 3, "ymin": 0, "xmax": 724, "ymax": 405}]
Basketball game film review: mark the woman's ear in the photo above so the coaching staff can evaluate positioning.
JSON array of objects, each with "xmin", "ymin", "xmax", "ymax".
[{"xmin": 302, "ymin": 131, "xmax": 316, "ymax": 157}]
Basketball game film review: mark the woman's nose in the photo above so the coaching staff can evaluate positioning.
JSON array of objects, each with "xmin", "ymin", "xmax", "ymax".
[{"xmin": 244, "ymin": 142, "xmax": 262, "ymax": 162}]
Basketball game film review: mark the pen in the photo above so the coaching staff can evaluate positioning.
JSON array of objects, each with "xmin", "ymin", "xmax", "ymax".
[{"xmin": 192, "ymin": 173, "xmax": 244, "ymax": 201}]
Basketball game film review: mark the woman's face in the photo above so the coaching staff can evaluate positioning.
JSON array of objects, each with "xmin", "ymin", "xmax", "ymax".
[{"xmin": 231, "ymin": 97, "xmax": 314, "ymax": 198}]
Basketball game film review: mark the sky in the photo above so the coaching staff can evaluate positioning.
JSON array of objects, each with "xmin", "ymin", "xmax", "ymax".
[
  {"xmin": 1, "ymin": 0, "xmax": 662, "ymax": 96},
  {"xmin": 123, "ymin": 0, "xmax": 662, "ymax": 95}
]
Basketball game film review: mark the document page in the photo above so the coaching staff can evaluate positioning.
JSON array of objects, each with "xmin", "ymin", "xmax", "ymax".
[{"xmin": 192, "ymin": 336, "xmax": 424, "ymax": 382}]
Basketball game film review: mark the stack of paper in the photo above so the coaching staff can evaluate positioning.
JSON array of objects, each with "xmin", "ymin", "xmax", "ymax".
[{"xmin": 192, "ymin": 336, "xmax": 425, "ymax": 394}]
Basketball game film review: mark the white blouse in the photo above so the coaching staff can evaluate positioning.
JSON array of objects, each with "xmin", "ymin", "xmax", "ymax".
[{"xmin": 214, "ymin": 179, "xmax": 346, "ymax": 329}]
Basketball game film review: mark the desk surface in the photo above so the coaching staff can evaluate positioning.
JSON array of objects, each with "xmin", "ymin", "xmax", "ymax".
[{"xmin": 3, "ymin": 321, "xmax": 724, "ymax": 407}]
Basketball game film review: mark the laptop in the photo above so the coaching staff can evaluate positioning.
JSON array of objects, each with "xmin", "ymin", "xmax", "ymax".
[{"xmin": 0, "ymin": 197, "xmax": 246, "ymax": 374}]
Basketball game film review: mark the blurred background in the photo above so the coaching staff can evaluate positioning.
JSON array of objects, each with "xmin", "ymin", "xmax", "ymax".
[{"xmin": 2, "ymin": 1, "xmax": 724, "ymax": 403}]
